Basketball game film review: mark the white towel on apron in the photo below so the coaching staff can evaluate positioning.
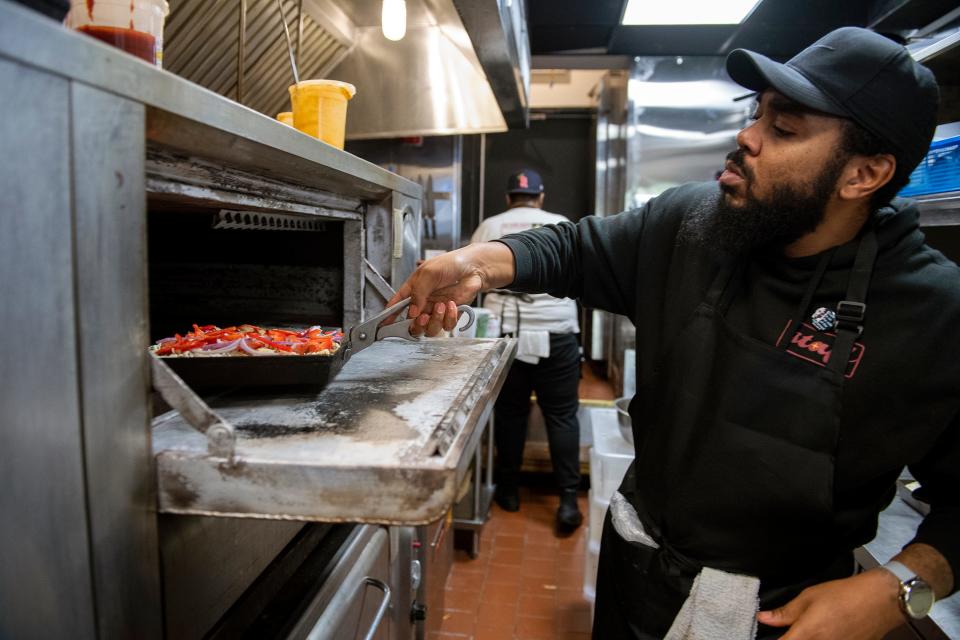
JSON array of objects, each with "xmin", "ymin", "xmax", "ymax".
[{"xmin": 609, "ymin": 491, "xmax": 760, "ymax": 640}]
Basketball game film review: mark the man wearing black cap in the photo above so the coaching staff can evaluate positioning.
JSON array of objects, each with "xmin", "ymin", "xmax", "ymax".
[
  {"xmin": 390, "ymin": 27, "xmax": 958, "ymax": 638},
  {"xmin": 470, "ymin": 169, "xmax": 584, "ymax": 534}
]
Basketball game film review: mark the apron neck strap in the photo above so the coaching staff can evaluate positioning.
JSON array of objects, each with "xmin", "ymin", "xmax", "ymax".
[
  {"xmin": 704, "ymin": 260, "xmax": 745, "ymax": 313},
  {"xmin": 778, "ymin": 248, "xmax": 837, "ymax": 352},
  {"xmin": 827, "ymin": 225, "xmax": 879, "ymax": 376}
]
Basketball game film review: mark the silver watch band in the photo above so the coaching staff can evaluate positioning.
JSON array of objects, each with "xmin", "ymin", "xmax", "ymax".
[{"xmin": 883, "ymin": 560, "xmax": 916, "ymax": 583}]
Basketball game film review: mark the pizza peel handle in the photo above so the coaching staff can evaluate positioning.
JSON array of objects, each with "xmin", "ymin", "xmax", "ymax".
[{"xmin": 342, "ymin": 298, "xmax": 476, "ymax": 362}]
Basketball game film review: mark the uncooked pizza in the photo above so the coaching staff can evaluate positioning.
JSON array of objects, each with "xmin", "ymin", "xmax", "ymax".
[{"xmin": 150, "ymin": 324, "xmax": 344, "ymax": 357}]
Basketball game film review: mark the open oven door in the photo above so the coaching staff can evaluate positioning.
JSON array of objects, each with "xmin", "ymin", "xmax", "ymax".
[{"xmin": 152, "ymin": 336, "xmax": 515, "ymax": 524}]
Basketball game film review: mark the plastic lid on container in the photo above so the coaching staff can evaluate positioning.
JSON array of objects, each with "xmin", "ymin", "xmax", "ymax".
[
  {"xmin": 294, "ymin": 79, "xmax": 357, "ymax": 98},
  {"xmin": 145, "ymin": 0, "xmax": 170, "ymax": 16},
  {"xmin": 73, "ymin": 0, "xmax": 170, "ymax": 15}
]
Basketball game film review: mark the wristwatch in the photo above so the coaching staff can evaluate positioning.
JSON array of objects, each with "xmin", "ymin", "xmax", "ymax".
[{"xmin": 882, "ymin": 560, "xmax": 936, "ymax": 619}]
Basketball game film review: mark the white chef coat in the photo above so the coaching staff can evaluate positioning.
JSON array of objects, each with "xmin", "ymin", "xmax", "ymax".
[{"xmin": 471, "ymin": 206, "xmax": 580, "ymax": 362}]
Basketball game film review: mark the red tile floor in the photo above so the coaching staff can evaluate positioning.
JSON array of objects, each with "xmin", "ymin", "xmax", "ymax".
[{"xmin": 433, "ymin": 485, "xmax": 593, "ymax": 640}]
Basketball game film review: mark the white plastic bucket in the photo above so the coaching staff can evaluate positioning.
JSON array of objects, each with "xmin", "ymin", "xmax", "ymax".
[{"xmin": 65, "ymin": 0, "xmax": 170, "ymax": 67}]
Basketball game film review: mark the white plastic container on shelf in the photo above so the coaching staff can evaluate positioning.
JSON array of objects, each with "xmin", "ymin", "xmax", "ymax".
[
  {"xmin": 583, "ymin": 538, "xmax": 601, "ymax": 603},
  {"xmin": 584, "ymin": 407, "xmax": 636, "ymax": 606},
  {"xmin": 589, "ymin": 408, "xmax": 635, "ymax": 502},
  {"xmin": 65, "ymin": 0, "xmax": 170, "ymax": 67},
  {"xmin": 587, "ymin": 489, "xmax": 608, "ymax": 549}
]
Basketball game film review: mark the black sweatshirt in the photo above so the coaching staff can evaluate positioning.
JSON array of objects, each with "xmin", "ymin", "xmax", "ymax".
[{"xmin": 498, "ymin": 181, "xmax": 960, "ymax": 589}]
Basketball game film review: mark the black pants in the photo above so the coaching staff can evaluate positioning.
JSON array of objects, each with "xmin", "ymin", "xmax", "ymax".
[{"xmin": 494, "ymin": 332, "xmax": 581, "ymax": 492}]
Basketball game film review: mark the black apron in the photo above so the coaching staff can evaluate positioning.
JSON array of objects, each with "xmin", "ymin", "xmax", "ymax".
[{"xmin": 593, "ymin": 229, "xmax": 878, "ymax": 639}]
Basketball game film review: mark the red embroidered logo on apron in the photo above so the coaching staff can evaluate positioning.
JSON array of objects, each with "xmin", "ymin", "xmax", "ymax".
[{"xmin": 775, "ymin": 321, "xmax": 866, "ymax": 378}]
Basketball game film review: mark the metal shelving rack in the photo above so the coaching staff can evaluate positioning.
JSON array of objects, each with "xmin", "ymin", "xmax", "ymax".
[{"xmin": 916, "ymin": 190, "xmax": 960, "ymax": 227}]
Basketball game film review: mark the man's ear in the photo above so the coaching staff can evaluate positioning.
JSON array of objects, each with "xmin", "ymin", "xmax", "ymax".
[{"xmin": 838, "ymin": 153, "xmax": 896, "ymax": 202}]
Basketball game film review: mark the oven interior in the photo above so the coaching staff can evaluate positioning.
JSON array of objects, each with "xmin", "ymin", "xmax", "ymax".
[{"xmin": 147, "ymin": 204, "xmax": 345, "ymax": 343}]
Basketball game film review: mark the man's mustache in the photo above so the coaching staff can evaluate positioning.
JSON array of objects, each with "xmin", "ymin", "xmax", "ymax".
[{"xmin": 725, "ymin": 148, "xmax": 754, "ymax": 184}]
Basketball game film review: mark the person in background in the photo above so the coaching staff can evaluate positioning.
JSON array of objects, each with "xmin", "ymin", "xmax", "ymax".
[
  {"xmin": 471, "ymin": 170, "xmax": 584, "ymax": 534},
  {"xmin": 390, "ymin": 28, "xmax": 959, "ymax": 639}
]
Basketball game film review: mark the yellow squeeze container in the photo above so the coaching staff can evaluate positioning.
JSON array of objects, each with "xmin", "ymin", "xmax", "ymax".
[
  {"xmin": 288, "ymin": 80, "xmax": 356, "ymax": 149},
  {"xmin": 276, "ymin": 111, "xmax": 294, "ymax": 126}
]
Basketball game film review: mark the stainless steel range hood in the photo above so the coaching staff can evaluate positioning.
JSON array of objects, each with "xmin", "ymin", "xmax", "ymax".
[
  {"xmin": 325, "ymin": 0, "xmax": 514, "ymax": 139},
  {"xmin": 162, "ymin": 0, "xmax": 524, "ymax": 139}
]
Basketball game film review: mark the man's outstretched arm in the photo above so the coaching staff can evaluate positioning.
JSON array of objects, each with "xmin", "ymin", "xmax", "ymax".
[{"xmin": 386, "ymin": 241, "xmax": 516, "ymax": 335}]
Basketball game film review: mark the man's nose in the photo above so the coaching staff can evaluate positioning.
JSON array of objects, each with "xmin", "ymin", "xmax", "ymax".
[{"xmin": 736, "ymin": 121, "xmax": 761, "ymax": 156}]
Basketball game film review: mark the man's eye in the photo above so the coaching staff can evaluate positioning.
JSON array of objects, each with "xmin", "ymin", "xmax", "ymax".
[{"xmin": 772, "ymin": 125, "xmax": 793, "ymax": 137}]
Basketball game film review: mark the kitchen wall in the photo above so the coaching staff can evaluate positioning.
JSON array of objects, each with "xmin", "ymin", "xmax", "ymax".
[{"xmin": 481, "ymin": 113, "xmax": 596, "ymax": 226}]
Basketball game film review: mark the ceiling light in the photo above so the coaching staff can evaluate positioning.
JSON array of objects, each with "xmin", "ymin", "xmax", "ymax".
[
  {"xmin": 621, "ymin": 0, "xmax": 761, "ymax": 25},
  {"xmin": 382, "ymin": 0, "xmax": 407, "ymax": 41}
]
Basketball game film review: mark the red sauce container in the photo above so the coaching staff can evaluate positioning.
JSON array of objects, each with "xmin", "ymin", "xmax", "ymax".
[
  {"xmin": 76, "ymin": 25, "xmax": 156, "ymax": 64},
  {"xmin": 65, "ymin": 0, "xmax": 170, "ymax": 67}
]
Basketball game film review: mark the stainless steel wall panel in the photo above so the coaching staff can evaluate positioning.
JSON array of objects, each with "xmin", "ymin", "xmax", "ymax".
[
  {"xmin": 590, "ymin": 70, "xmax": 628, "ymax": 364},
  {"xmin": 624, "ymin": 56, "xmax": 751, "ymax": 207},
  {"xmin": 0, "ymin": 58, "xmax": 97, "ymax": 640},
  {"xmin": 594, "ymin": 70, "xmax": 629, "ymax": 217},
  {"xmin": 69, "ymin": 82, "xmax": 164, "ymax": 640}
]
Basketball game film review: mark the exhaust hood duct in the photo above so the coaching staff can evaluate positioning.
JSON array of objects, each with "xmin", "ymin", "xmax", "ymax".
[
  {"xmin": 329, "ymin": 2, "xmax": 508, "ymax": 140},
  {"xmin": 451, "ymin": 0, "xmax": 531, "ymax": 129}
]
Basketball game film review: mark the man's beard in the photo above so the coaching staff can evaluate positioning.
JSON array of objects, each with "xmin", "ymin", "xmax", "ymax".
[{"xmin": 677, "ymin": 148, "xmax": 848, "ymax": 259}]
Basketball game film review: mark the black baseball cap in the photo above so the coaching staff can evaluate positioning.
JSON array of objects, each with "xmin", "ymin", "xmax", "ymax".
[
  {"xmin": 726, "ymin": 27, "xmax": 939, "ymax": 176},
  {"xmin": 507, "ymin": 169, "xmax": 544, "ymax": 195}
]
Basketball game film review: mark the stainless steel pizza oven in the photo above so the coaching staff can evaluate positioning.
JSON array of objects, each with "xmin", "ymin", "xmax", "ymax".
[
  {"xmin": 2, "ymin": 8, "xmax": 513, "ymax": 640},
  {"xmin": 143, "ymin": 130, "xmax": 514, "ymax": 640}
]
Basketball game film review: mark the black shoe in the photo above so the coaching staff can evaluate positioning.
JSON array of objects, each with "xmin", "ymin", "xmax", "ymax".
[
  {"xmin": 494, "ymin": 485, "xmax": 520, "ymax": 512},
  {"xmin": 556, "ymin": 489, "xmax": 583, "ymax": 534}
]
